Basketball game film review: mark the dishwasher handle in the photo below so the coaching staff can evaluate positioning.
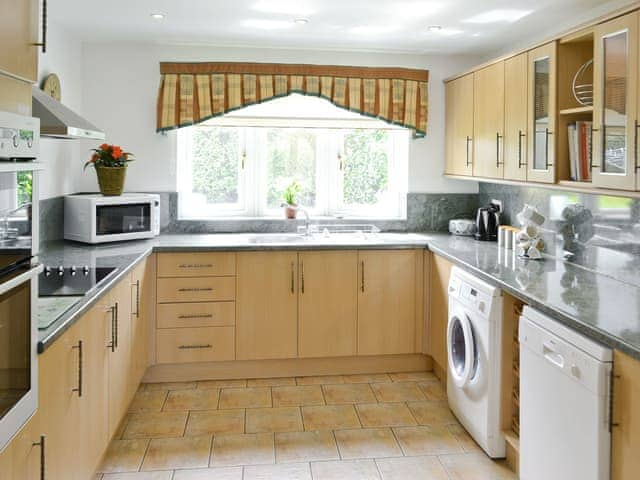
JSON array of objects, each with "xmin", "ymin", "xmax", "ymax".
[{"xmin": 542, "ymin": 341, "xmax": 565, "ymax": 369}]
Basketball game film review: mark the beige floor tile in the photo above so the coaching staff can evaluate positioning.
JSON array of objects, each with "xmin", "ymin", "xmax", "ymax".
[
  {"xmin": 185, "ymin": 409, "xmax": 245, "ymax": 436},
  {"xmin": 334, "ymin": 428, "xmax": 402, "ymax": 460},
  {"xmin": 172, "ymin": 467, "xmax": 243, "ymax": 480},
  {"xmin": 439, "ymin": 452, "xmax": 516, "ymax": 480},
  {"xmin": 311, "ymin": 459, "xmax": 381, "ymax": 480},
  {"xmin": 102, "ymin": 473, "xmax": 172, "ymax": 480},
  {"xmin": 144, "ymin": 382, "xmax": 197, "ymax": 391},
  {"xmin": 296, "ymin": 375, "xmax": 345, "ymax": 385},
  {"xmin": 343, "ymin": 373, "xmax": 392, "ymax": 384},
  {"xmin": 447, "ymin": 424, "xmax": 483, "ymax": 453},
  {"xmin": 122, "ymin": 412, "xmax": 188, "ymax": 439},
  {"xmin": 407, "ymin": 401, "xmax": 458, "ymax": 426},
  {"xmin": 128, "ymin": 391, "xmax": 168, "ymax": 413},
  {"xmin": 163, "ymin": 389, "xmax": 220, "ymax": 411},
  {"xmin": 390, "ymin": 371, "xmax": 437, "ymax": 382},
  {"xmin": 243, "ymin": 462, "xmax": 312, "ymax": 480},
  {"xmin": 141, "ymin": 435, "xmax": 212, "ymax": 471},
  {"xmin": 275, "ymin": 430, "xmax": 339, "ymax": 463},
  {"xmin": 211, "ymin": 433, "xmax": 275, "ymax": 467},
  {"xmin": 248, "ymin": 377, "xmax": 297, "ymax": 387},
  {"xmin": 246, "ymin": 407, "xmax": 304, "ymax": 434},
  {"xmin": 393, "ymin": 425, "xmax": 465, "ymax": 456},
  {"xmin": 355, "ymin": 403, "xmax": 417, "ymax": 427},
  {"xmin": 419, "ymin": 381, "xmax": 447, "ymax": 402},
  {"xmin": 219, "ymin": 387, "xmax": 272, "ymax": 409},
  {"xmin": 198, "ymin": 379, "xmax": 248, "ymax": 389},
  {"xmin": 322, "ymin": 384, "xmax": 376, "ymax": 405},
  {"xmin": 272, "ymin": 386, "xmax": 324, "ymax": 407},
  {"xmin": 301, "ymin": 405, "xmax": 361, "ymax": 431},
  {"xmin": 375, "ymin": 455, "xmax": 450, "ymax": 480},
  {"xmin": 371, "ymin": 382, "xmax": 426, "ymax": 403},
  {"xmin": 98, "ymin": 439, "xmax": 149, "ymax": 473}
]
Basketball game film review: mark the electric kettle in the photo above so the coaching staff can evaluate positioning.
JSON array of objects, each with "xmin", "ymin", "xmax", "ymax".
[{"xmin": 475, "ymin": 202, "xmax": 501, "ymax": 241}]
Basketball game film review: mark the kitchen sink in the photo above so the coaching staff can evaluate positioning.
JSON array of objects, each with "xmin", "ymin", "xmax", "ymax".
[{"xmin": 247, "ymin": 234, "xmax": 308, "ymax": 244}]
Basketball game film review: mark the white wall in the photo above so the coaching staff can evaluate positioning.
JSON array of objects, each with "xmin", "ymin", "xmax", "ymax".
[
  {"xmin": 79, "ymin": 43, "xmax": 480, "ymax": 194},
  {"xmin": 37, "ymin": 23, "xmax": 93, "ymax": 199}
]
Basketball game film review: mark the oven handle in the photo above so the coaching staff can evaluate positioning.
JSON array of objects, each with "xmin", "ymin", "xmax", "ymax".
[{"xmin": 0, "ymin": 264, "xmax": 43, "ymax": 295}]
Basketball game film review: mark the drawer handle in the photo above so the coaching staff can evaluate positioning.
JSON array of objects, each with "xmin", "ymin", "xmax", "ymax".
[
  {"xmin": 178, "ymin": 263, "xmax": 214, "ymax": 269},
  {"xmin": 72, "ymin": 340, "xmax": 83, "ymax": 398},
  {"xmin": 178, "ymin": 287, "xmax": 213, "ymax": 292},
  {"xmin": 178, "ymin": 344, "xmax": 213, "ymax": 350},
  {"xmin": 178, "ymin": 314, "xmax": 214, "ymax": 319}
]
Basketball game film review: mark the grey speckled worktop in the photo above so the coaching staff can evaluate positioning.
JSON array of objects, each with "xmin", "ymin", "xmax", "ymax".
[{"xmin": 37, "ymin": 232, "xmax": 640, "ymax": 361}]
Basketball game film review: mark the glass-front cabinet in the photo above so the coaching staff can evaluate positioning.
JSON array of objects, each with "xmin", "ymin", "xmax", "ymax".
[
  {"xmin": 592, "ymin": 12, "xmax": 639, "ymax": 191},
  {"xmin": 527, "ymin": 42, "xmax": 557, "ymax": 183}
]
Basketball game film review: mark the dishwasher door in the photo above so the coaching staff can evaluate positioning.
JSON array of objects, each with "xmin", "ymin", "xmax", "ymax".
[{"xmin": 519, "ymin": 307, "xmax": 612, "ymax": 480}]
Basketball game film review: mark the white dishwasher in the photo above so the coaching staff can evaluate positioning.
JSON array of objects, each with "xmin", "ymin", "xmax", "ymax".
[{"xmin": 519, "ymin": 306, "xmax": 612, "ymax": 480}]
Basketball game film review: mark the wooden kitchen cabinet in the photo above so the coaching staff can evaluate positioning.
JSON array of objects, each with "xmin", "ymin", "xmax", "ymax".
[
  {"xmin": 157, "ymin": 252, "xmax": 236, "ymax": 277},
  {"xmin": 130, "ymin": 259, "xmax": 150, "ymax": 393},
  {"xmin": 612, "ymin": 349, "xmax": 640, "ymax": 480},
  {"xmin": 445, "ymin": 73, "xmax": 474, "ymax": 176},
  {"xmin": 236, "ymin": 251, "xmax": 298, "ymax": 360},
  {"xmin": 357, "ymin": 250, "xmax": 418, "ymax": 355},
  {"xmin": 504, "ymin": 53, "xmax": 529, "ymax": 181},
  {"xmin": 7, "ymin": 413, "xmax": 41, "ymax": 480},
  {"xmin": 0, "ymin": 0, "xmax": 39, "ymax": 82},
  {"xmin": 428, "ymin": 253, "xmax": 453, "ymax": 376},
  {"xmin": 473, "ymin": 61, "xmax": 506, "ymax": 179},
  {"xmin": 298, "ymin": 251, "xmax": 358, "ymax": 358}
]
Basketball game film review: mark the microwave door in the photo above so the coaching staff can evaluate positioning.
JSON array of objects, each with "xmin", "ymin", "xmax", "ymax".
[{"xmin": 96, "ymin": 203, "xmax": 152, "ymax": 236}]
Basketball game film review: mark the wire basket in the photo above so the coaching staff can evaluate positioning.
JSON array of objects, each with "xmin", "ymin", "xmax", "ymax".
[{"xmin": 572, "ymin": 59, "xmax": 593, "ymax": 106}]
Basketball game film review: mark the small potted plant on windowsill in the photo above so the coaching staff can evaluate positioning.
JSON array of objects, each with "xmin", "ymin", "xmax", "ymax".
[
  {"xmin": 84, "ymin": 143, "xmax": 134, "ymax": 196},
  {"xmin": 282, "ymin": 181, "xmax": 301, "ymax": 219}
]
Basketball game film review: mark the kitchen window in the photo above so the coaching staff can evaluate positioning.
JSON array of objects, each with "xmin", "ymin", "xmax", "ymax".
[{"xmin": 177, "ymin": 95, "xmax": 409, "ymax": 219}]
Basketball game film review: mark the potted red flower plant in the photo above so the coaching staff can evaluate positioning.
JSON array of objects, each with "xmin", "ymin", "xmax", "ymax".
[{"xmin": 85, "ymin": 143, "xmax": 134, "ymax": 196}]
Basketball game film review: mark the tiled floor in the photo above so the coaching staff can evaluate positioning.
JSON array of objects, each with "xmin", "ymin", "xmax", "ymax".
[{"xmin": 95, "ymin": 372, "xmax": 516, "ymax": 479}]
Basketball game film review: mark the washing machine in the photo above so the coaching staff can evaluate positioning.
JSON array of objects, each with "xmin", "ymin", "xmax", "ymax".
[{"xmin": 447, "ymin": 266, "xmax": 505, "ymax": 458}]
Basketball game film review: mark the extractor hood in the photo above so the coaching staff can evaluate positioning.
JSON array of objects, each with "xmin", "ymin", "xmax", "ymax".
[{"xmin": 32, "ymin": 87, "xmax": 105, "ymax": 140}]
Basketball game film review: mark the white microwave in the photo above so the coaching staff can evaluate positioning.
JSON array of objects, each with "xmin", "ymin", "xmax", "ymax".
[{"xmin": 64, "ymin": 193, "xmax": 160, "ymax": 244}]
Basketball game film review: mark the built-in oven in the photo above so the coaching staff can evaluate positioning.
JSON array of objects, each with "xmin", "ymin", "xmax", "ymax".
[{"xmin": 0, "ymin": 111, "xmax": 41, "ymax": 452}]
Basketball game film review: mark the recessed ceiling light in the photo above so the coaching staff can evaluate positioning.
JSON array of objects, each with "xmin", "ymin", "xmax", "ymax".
[
  {"xmin": 242, "ymin": 19, "xmax": 295, "ymax": 30},
  {"xmin": 150, "ymin": 13, "xmax": 165, "ymax": 20},
  {"xmin": 427, "ymin": 25, "xmax": 442, "ymax": 32},
  {"xmin": 294, "ymin": 18, "xmax": 309, "ymax": 25},
  {"xmin": 463, "ymin": 9, "xmax": 533, "ymax": 24},
  {"xmin": 252, "ymin": 1, "xmax": 315, "ymax": 16}
]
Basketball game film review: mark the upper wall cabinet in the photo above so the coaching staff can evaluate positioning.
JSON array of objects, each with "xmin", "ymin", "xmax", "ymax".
[
  {"xmin": 0, "ymin": 0, "xmax": 39, "ymax": 83},
  {"xmin": 473, "ymin": 61, "xmax": 505, "ymax": 179},
  {"xmin": 592, "ymin": 12, "xmax": 639, "ymax": 191},
  {"xmin": 504, "ymin": 53, "xmax": 529, "ymax": 181},
  {"xmin": 527, "ymin": 42, "xmax": 557, "ymax": 183},
  {"xmin": 445, "ymin": 74, "xmax": 474, "ymax": 176}
]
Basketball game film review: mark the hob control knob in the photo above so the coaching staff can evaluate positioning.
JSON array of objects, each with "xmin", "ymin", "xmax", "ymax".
[
  {"xmin": 57, "ymin": 266, "xmax": 64, "ymax": 276},
  {"xmin": 70, "ymin": 266, "xmax": 77, "ymax": 276}
]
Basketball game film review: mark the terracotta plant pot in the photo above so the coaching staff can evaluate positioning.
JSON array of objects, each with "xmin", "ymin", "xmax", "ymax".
[
  {"xmin": 95, "ymin": 165, "xmax": 127, "ymax": 196},
  {"xmin": 285, "ymin": 205, "xmax": 298, "ymax": 219}
]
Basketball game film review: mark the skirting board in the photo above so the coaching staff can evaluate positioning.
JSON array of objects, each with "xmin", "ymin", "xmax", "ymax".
[{"xmin": 143, "ymin": 354, "xmax": 432, "ymax": 383}]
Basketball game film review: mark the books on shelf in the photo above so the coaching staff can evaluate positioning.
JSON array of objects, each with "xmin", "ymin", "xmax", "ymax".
[{"xmin": 567, "ymin": 121, "xmax": 592, "ymax": 181}]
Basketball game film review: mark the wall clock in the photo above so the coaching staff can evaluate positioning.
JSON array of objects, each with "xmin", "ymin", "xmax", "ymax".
[{"xmin": 42, "ymin": 73, "xmax": 61, "ymax": 101}]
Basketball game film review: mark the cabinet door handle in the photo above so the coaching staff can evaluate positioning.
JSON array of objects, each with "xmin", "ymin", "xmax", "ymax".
[
  {"xmin": 178, "ymin": 263, "xmax": 214, "ymax": 269},
  {"xmin": 32, "ymin": 435, "xmax": 46, "ymax": 480},
  {"xmin": 496, "ymin": 133, "xmax": 504, "ymax": 167},
  {"xmin": 178, "ymin": 287, "xmax": 213, "ymax": 292},
  {"xmin": 609, "ymin": 370, "xmax": 621, "ymax": 431},
  {"xmin": 178, "ymin": 344, "xmax": 213, "ymax": 350},
  {"xmin": 114, "ymin": 302, "xmax": 119, "ymax": 349},
  {"xmin": 178, "ymin": 314, "xmax": 213, "ymax": 320},
  {"xmin": 360, "ymin": 261, "xmax": 365, "ymax": 292},
  {"xmin": 133, "ymin": 280, "xmax": 140, "ymax": 318},
  {"xmin": 518, "ymin": 131, "xmax": 527, "ymax": 168},
  {"xmin": 466, "ymin": 136, "xmax": 472, "ymax": 167},
  {"xmin": 635, "ymin": 120, "xmax": 640, "ymax": 171},
  {"xmin": 300, "ymin": 261, "xmax": 305, "ymax": 294},
  {"xmin": 290, "ymin": 262, "xmax": 295, "ymax": 294},
  {"xmin": 31, "ymin": 0, "xmax": 47, "ymax": 53},
  {"xmin": 72, "ymin": 340, "xmax": 83, "ymax": 398},
  {"xmin": 106, "ymin": 305, "xmax": 116, "ymax": 352},
  {"xmin": 590, "ymin": 128, "xmax": 601, "ymax": 170},
  {"xmin": 545, "ymin": 128, "xmax": 554, "ymax": 168}
]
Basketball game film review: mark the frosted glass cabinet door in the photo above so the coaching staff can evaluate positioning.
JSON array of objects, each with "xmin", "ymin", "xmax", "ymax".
[
  {"xmin": 527, "ymin": 42, "xmax": 557, "ymax": 184},
  {"xmin": 592, "ymin": 12, "xmax": 638, "ymax": 191}
]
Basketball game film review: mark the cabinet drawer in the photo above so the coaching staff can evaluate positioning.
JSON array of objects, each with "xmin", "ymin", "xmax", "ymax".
[
  {"xmin": 157, "ymin": 277, "xmax": 236, "ymax": 303},
  {"xmin": 156, "ymin": 327, "xmax": 235, "ymax": 363},
  {"xmin": 157, "ymin": 302, "xmax": 235, "ymax": 328},
  {"xmin": 157, "ymin": 252, "xmax": 236, "ymax": 277}
]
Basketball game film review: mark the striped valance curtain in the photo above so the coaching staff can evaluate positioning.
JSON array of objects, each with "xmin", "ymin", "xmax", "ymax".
[{"xmin": 157, "ymin": 62, "xmax": 429, "ymax": 137}]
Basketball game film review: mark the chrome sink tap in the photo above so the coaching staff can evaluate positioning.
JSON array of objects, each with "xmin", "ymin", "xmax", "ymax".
[
  {"xmin": 0, "ymin": 202, "xmax": 31, "ymax": 239},
  {"xmin": 281, "ymin": 203, "xmax": 311, "ymax": 236}
]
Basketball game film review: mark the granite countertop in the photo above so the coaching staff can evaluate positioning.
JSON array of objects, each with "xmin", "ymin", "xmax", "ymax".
[{"xmin": 36, "ymin": 232, "xmax": 640, "ymax": 361}]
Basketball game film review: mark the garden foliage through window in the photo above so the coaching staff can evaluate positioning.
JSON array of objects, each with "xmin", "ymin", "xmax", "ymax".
[{"xmin": 177, "ymin": 95, "xmax": 409, "ymax": 219}]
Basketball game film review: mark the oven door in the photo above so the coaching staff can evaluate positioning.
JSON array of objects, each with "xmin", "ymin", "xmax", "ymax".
[
  {"xmin": 94, "ymin": 202, "xmax": 154, "ymax": 242},
  {"xmin": 0, "ymin": 264, "xmax": 40, "ymax": 452}
]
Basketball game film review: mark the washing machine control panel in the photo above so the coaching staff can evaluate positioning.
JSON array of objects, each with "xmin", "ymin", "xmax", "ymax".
[{"xmin": 458, "ymin": 282, "xmax": 491, "ymax": 316}]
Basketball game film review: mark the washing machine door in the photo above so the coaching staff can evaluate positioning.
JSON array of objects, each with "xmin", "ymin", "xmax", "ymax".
[{"xmin": 447, "ymin": 306, "xmax": 477, "ymax": 388}]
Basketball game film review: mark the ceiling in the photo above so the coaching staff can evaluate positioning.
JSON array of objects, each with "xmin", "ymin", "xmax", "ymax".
[{"xmin": 51, "ymin": 0, "xmax": 635, "ymax": 55}]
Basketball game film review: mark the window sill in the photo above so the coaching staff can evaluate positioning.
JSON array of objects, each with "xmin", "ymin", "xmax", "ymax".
[{"xmin": 176, "ymin": 216, "xmax": 407, "ymax": 222}]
